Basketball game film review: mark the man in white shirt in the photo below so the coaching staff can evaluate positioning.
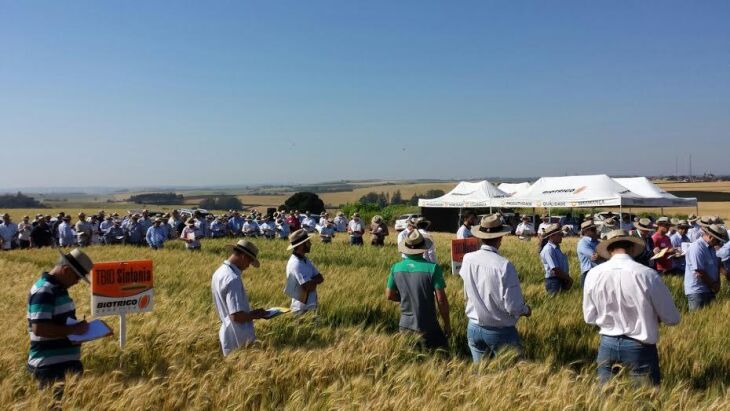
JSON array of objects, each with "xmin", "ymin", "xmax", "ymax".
[
  {"xmin": 583, "ymin": 229, "xmax": 680, "ymax": 386},
  {"xmin": 347, "ymin": 213, "xmax": 365, "ymax": 246},
  {"xmin": 242, "ymin": 217, "xmax": 260, "ymax": 237},
  {"xmin": 17, "ymin": 215, "xmax": 32, "ymax": 249},
  {"xmin": 333, "ymin": 212, "xmax": 348, "ymax": 233},
  {"xmin": 0, "ymin": 213, "xmax": 19, "ymax": 250},
  {"xmin": 211, "ymin": 240, "xmax": 268, "ymax": 356},
  {"xmin": 286, "ymin": 229, "xmax": 324, "ymax": 314},
  {"xmin": 75, "ymin": 213, "xmax": 93, "ymax": 246},
  {"xmin": 514, "ymin": 216, "xmax": 535, "ymax": 240},
  {"xmin": 456, "ymin": 212, "xmax": 476, "ymax": 239},
  {"xmin": 460, "ymin": 214, "xmax": 531, "ymax": 362}
]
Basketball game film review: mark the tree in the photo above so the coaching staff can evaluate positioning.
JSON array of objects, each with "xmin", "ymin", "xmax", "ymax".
[
  {"xmin": 282, "ymin": 192, "xmax": 325, "ymax": 214},
  {"xmin": 423, "ymin": 189, "xmax": 445, "ymax": 199},
  {"xmin": 390, "ymin": 190, "xmax": 402, "ymax": 205},
  {"xmin": 409, "ymin": 193, "xmax": 419, "ymax": 206},
  {"xmin": 198, "ymin": 196, "xmax": 243, "ymax": 211}
]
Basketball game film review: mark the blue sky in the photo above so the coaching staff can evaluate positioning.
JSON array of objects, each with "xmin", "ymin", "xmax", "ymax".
[{"xmin": 1, "ymin": 1, "xmax": 728, "ymax": 188}]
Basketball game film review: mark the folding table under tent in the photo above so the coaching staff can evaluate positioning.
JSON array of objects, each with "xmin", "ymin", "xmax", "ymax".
[{"xmin": 418, "ymin": 180, "xmax": 508, "ymax": 232}]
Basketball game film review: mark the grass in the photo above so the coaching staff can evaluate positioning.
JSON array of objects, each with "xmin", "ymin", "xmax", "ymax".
[{"xmin": 2, "ymin": 227, "xmax": 730, "ymax": 409}]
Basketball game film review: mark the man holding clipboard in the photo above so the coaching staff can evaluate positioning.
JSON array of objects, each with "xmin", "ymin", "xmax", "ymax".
[{"xmin": 26, "ymin": 248, "xmax": 94, "ymax": 399}]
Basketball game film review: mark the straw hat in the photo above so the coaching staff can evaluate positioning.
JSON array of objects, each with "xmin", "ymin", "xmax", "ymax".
[
  {"xmin": 541, "ymin": 224, "xmax": 563, "ymax": 239},
  {"xmin": 372, "ymin": 215, "xmax": 383, "ymax": 224},
  {"xmin": 580, "ymin": 220, "xmax": 597, "ymax": 232},
  {"xmin": 676, "ymin": 219, "xmax": 690, "ymax": 228},
  {"xmin": 58, "ymin": 248, "xmax": 94, "ymax": 284},
  {"xmin": 633, "ymin": 218, "xmax": 655, "ymax": 232},
  {"xmin": 470, "ymin": 214, "xmax": 512, "ymax": 239},
  {"xmin": 655, "ymin": 217, "xmax": 673, "ymax": 226},
  {"xmin": 287, "ymin": 229, "xmax": 311, "ymax": 251},
  {"xmin": 352, "ymin": 213, "xmax": 360, "ymax": 219},
  {"xmin": 228, "ymin": 239, "xmax": 260, "ymax": 267},
  {"xmin": 595, "ymin": 230, "xmax": 645, "ymax": 260},
  {"xmin": 702, "ymin": 224, "xmax": 729, "ymax": 244},
  {"xmin": 697, "ymin": 216, "xmax": 714, "ymax": 227},
  {"xmin": 398, "ymin": 230, "xmax": 433, "ymax": 255},
  {"xmin": 687, "ymin": 214, "xmax": 699, "ymax": 223}
]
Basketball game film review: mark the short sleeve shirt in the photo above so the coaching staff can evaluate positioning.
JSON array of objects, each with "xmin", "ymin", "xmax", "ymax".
[
  {"xmin": 684, "ymin": 237, "xmax": 719, "ymax": 295},
  {"xmin": 211, "ymin": 261, "xmax": 254, "ymax": 355},
  {"xmin": 651, "ymin": 232, "xmax": 673, "ymax": 272},
  {"xmin": 541, "ymin": 242, "xmax": 569, "ymax": 278},
  {"xmin": 386, "ymin": 255, "xmax": 445, "ymax": 335},
  {"xmin": 287, "ymin": 254, "xmax": 320, "ymax": 312},
  {"xmin": 27, "ymin": 273, "xmax": 80, "ymax": 368}
]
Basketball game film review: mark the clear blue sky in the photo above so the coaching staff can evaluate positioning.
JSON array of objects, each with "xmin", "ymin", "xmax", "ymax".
[{"xmin": 1, "ymin": 1, "xmax": 728, "ymax": 188}]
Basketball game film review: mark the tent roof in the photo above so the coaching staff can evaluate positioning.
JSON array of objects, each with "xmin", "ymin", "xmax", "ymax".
[
  {"xmin": 497, "ymin": 182, "xmax": 531, "ymax": 196},
  {"xmin": 613, "ymin": 177, "xmax": 697, "ymax": 207},
  {"xmin": 501, "ymin": 174, "xmax": 649, "ymax": 208},
  {"xmin": 418, "ymin": 180, "xmax": 507, "ymax": 208}
]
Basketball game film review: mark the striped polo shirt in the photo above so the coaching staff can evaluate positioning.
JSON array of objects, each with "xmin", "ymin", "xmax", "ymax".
[{"xmin": 27, "ymin": 272, "xmax": 81, "ymax": 369}]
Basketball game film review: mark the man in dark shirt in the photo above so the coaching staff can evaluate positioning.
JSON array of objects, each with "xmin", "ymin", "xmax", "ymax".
[{"xmin": 30, "ymin": 219, "xmax": 54, "ymax": 248}]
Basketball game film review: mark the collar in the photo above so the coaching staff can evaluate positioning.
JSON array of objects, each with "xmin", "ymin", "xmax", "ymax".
[
  {"xmin": 405, "ymin": 254, "xmax": 425, "ymax": 261},
  {"xmin": 609, "ymin": 253, "xmax": 634, "ymax": 262},
  {"xmin": 223, "ymin": 260, "xmax": 241, "ymax": 276},
  {"xmin": 41, "ymin": 271, "xmax": 59, "ymax": 285},
  {"xmin": 480, "ymin": 244, "xmax": 499, "ymax": 253},
  {"xmin": 547, "ymin": 241, "xmax": 559, "ymax": 249}
]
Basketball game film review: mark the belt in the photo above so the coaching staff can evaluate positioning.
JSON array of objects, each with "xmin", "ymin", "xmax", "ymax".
[{"xmin": 603, "ymin": 334, "xmax": 655, "ymax": 347}]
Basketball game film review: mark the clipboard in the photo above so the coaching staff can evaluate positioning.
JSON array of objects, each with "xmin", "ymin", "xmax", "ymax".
[
  {"xmin": 263, "ymin": 307, "xmax": 291, "ymax": 319},
  {"xmin": 650, "ymin": 248, "xmax": 670, "ymax": 261},
  {"xmin": 66, "ymin": 318, "xmax": 113, "ymax": 343}
]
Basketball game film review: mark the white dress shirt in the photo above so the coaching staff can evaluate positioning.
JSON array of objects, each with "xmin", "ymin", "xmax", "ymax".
[
  {"xmin": 515, "ymin": 222, "xmax": 535, "ymax": 237},
  {"xmin": 287, "ymin": 254, "xmax": 320, "ymax": 312},
  {"xmin": 211, "ymin": 261, "xmax": 254, "ymax": 355},
  {"xmin": 459, "ymin": 245, "xmax": 530, "ymax": 327},
  {"xmin": 456, "ymin": 225, "xmax": 472, "ymax": 239},
  {"xmin": 583, "ymin": 254, "xmax": 680, "ymax": 344}
]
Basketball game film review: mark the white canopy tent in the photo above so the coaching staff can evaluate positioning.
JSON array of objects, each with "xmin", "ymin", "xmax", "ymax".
[
  {"xmin": 418, "ymin": 180, "xmax": 508, "ymax": 208},
  {"xmin": 497, "ymin": 182, "xmax": 531, "ymax": 196},
  {"xmin": 613, "ymin": 177, "xmax": 697, "ymax": 207},
  {"xmin": 501, "ymin": 174, "xmax": 652, "ymax": 209}
]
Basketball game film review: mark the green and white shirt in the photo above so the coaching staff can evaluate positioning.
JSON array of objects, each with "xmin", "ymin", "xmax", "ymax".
[
  {"xmin": 27, "ymin": 273, "xmax": 80, "ymax": 369},
  {"xmin": 387, "ymin": 255, "xmax": 445, "ymax": 335}
]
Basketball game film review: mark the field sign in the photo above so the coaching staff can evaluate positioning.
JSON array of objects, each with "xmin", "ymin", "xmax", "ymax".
[
  {"xmin": 91, "ymin": 260, "xmax": 154, "ymax": 317},
  {"xmin": 450, "ymin": 238, "xmax": 481, "ymax": 274}
]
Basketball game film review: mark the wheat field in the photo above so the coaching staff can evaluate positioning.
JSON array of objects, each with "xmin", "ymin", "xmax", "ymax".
[{"xmin": 1, "ymin": 227, "xmax": 730, "ymax": 410}]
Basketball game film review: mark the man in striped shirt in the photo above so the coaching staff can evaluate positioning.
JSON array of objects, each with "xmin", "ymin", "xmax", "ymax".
[{"xmin": 27, "ymin": 248, "xmax": 93, "ymax": 399}]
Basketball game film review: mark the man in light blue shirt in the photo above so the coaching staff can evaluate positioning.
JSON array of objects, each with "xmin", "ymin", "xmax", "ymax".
[
  {"xmin": 540, "ymin": 224, "xmax": 572, "ymax": 294},
  {"xmin": 576, "ymin": 220, "xmax": 601, "ymax": 288},
  {"xmin": 684, "ymin": 224, "xmax": 727, "ymax": 310},
  {"xmin": 686, "ymin": 214, "xmax": 703, "ymax": 242},
  {"xmin": 58, "ymin": 217, "xmax": 76, "ymax": 247},
  {"xmin": 228, "ymin": 212, "xmax": 244, "ymax": 236},
  {"xmin": 146, "ymin": 218, "xmax": 168, "ymax": 249}
]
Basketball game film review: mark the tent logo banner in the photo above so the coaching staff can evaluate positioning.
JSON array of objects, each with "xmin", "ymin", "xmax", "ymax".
[{"xmin": 573, "ymin": 186, "xmax": 587, "ymax": 194}]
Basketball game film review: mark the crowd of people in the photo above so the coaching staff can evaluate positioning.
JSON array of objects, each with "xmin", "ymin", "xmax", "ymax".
[
  {"xmin": 0, "ymin": 209, "xmax": 394, "ymax": 251},
  {"xmin": 18, "ymin": 207, "xmax": 730, "ymax": 399}
]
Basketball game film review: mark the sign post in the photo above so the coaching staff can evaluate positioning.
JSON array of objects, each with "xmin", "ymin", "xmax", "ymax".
[
  {"xmin": 450, "ymin": 238, "xmax": 481, "ymax": 275},
  {"xmin": 91, "ymin": 260, "xmax": 154, "ymax": 348}
]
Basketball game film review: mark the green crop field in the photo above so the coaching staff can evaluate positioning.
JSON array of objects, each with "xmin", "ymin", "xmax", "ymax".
[{"xmin": 1, "ymin": 231, "xmax": 729, "ymax": 409}]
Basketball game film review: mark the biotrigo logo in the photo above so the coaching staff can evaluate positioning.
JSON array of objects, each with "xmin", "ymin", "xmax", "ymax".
[{"xmin": 96, "ymin": 299, "xmax": 139, "ymax": 309}]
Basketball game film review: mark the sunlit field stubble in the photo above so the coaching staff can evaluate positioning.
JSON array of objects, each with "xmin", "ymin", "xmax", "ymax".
[{"xmin": 2, "ymin": 227, "xmax": 730, "ymax": 409}]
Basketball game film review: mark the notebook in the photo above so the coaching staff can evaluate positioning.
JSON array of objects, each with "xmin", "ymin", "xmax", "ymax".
[{"xmin": 66, "ymin": 318, "xmax": 113, "ymax": 343}]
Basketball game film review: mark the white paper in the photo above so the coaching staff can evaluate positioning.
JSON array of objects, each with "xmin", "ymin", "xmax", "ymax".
[{"xmin": 66, "ymin": 318, "xmax": 113, "ymax": 343}]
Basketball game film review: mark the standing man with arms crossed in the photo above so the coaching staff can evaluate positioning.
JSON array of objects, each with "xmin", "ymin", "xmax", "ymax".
[
  {"xmin": 456, "ymin": 212, "xmax": 476, "ymax": 239},
  {"xmin": 459, "ymin": 215, "xmax": 531, "ymax": 362},
  {"xmin": 540, "ymin": 224, "xmax": 573, "ymax": 294},
  {"xmin": 583, "ymin": 230, "xmax": 680, "ymax": 386},
  {"xmin": 286, "ymin": 229, "xmax": 325, "ymax": 315},
  {"xmin": 576, "ymin": 220, "xmax": 601, "ymax": 288},
  {"xmin": 386, "ymin": 230, "xmax": 451, "ymax": 350},
  {"xmin": 684, "ymin": 223, "xmax": 728, "ymax": 310}
]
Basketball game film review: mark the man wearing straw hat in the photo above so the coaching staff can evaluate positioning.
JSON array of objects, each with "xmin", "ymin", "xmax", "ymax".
[
  {"xmin": 687, "ymin": 214, "xmax": 702, "ymax": 242},
  {"xmin": 347, "ymin": 213, "xmax": 365, "ymax": 246},
  {"xmin": 651, "ymin": 217, "xmax": 676, "ymax": 274},
  {"xmin": 583, "ymin": 230, "xmax": 680, "ymax": 386},
  {"xmin": 540, "ymin": 224, "xmax": 573, "ymax": 294},
  {"xmin": 333, "ymin": 212, "xmax": 348, "ymax": 233},
  {"xmin": 514, "ymin": 215, "xmax": 535, "ymax": 240},
  {"xmin": 370, "ymin": 215, "xmax": 389, "ymax": 246},
  {"xmin": 286, "ymin": 229, "xmax": 325, "ymax": 314},
  {"xmin": 684, "ymin": 223, "xmax": 729, "ymax": 310},
  {"xmin": 27, "ymin": 248, "xmax": 94, "ymax": 399},
  {"xmin": 146, "ymin": 218, "xmax": 168, "ymax": 250},
  {"xmin": 211, "ymin": 239, "xmax": 268, "ymax": 356},
  {"xmin": 632, "ymin": 218, "xmax": 656, "ymax": 268},
  {"xmin": 670, "ymin": 220, "xmax": 691, "ymax": 275},
  {"xmin": 459, "ymin": 215, "xmax": 531, "ymax": 362},
  {"xmin": 576, "ymin": 220, "xmax": 601, "ymax": 288},
  {"xmin": 386, "ymin": 229, "xmax": 451, "ymax": 349}
]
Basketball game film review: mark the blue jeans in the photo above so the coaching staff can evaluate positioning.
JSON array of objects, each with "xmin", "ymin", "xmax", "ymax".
[
  {"xmin": 687, "ymin": 292, "xmax": 715, "ymax": 311},
  {"xmin": 596, "ymin": 335, "xmax": 660, "ymax": 386},
  {"xmin": 350, "ymin": 236, "xmax": 363, "ymax": 246},
  {"xmin": 466, "ymin": 322, "xmax": 522, "ymax": 362},
  {"xmin": 545, "ymin": 277, "xmax": 568, "ymax": 295}
]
